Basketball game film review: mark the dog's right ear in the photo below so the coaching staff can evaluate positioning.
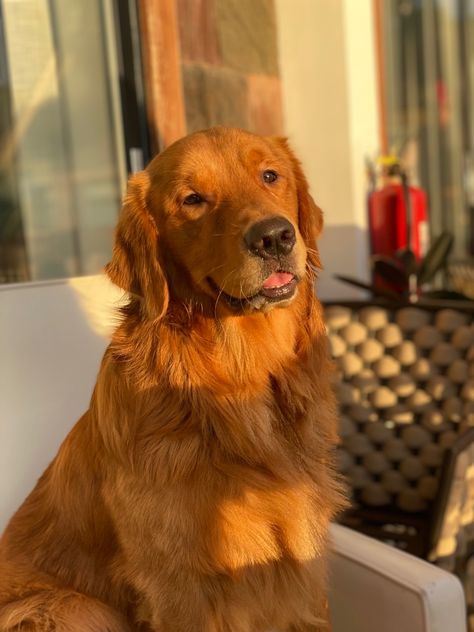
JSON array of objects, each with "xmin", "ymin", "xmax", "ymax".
[{"xmin": 105, "ymin": 171, "xmax": 169, "ymax": 320}]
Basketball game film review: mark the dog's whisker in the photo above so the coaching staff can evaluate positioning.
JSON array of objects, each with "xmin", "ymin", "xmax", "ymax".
[
  {"xmin": 304, "ymin": 262, "xmax": 318, "ymax": 320},
  {"xmin": 213, "ymin": 266, "xmax": 242, "ymax": 346},
  {"xmin": 213, "ymin": 267, "xmax": 239, "ymax": 321},
  {"xmin": 210, "ymin": 228, "xmax": 241, "ymax": 238},
  {"xmin": 197, "ymin": 262, "xmax": 227, "ymax": 285}
]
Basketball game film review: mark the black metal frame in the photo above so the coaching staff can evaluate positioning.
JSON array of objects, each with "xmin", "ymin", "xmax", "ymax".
[
  {"xmin": 113, "ymin": 0, "xmax": 152, "ymax": 172},
  {"xmin": 324, "ymin": 298, "xmax": 474, "ymax": 313},
  {"xmin": 0, "ymin": 1, "xmax": 29, "ymax": 282},
  {"xmin": 429, "ymin": 427, "xmax": 474, "ymax": 563},
  {"xmin": 0, "ymin": 0, "xmax": 152, "ymax": 284}
]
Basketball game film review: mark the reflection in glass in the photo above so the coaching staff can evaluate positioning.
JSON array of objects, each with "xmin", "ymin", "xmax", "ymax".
[
  {"xmin": 0, "ymin": 0, "xmax": 126, "ymax": 283},
  {"xmin": 382, "ymin": 0, "xmax": 474, "ymax": 260}
]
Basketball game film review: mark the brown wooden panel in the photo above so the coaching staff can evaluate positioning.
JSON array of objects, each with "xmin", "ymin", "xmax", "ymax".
[
  {"xmin": 373, "ymin": 0, "xmax": 388, "ymax": 155},
  {"xmin": 139, "ymin": 0, "xmax": 186, "ymax": 152}
]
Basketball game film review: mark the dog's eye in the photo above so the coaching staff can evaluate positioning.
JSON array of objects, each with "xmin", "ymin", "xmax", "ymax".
[
  {"xmin": 183, "ymin": 193, "xmax": 203, "ymax": 205},
  {"xmin": 262, "ymin": 170, "xmax": 278, "ymax": 184}
]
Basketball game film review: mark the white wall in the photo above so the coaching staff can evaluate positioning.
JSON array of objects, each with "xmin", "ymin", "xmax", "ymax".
[{"xmin": 275, "ymin": 0, "xmax": 380, "ymax": 299}]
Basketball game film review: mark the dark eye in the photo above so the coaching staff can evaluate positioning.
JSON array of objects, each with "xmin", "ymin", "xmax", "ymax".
[
  {"xmin": 263, "ymin": 170, "xmax": 278, "ymax": 184},
  {"xmin": 183, "ymin": 193, "xmax": 203, "ymax": 205}
]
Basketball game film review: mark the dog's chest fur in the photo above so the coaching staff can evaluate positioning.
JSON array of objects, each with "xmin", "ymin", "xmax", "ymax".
[
  {"xmin": 104, "ymin": 341, "xmax": 335, "ymax": 578},
  {"xmin": 98, "ymin": 295, "xmax": 343, "ymax": 629}
]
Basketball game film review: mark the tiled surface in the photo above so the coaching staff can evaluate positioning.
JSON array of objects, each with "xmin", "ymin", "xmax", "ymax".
[
  {"xmin": 247, "ymin": 74, "xmax": 283, "ymax": 136},
  {"xmin": 214, "ymin": 0, "xmax": 279, "ymax": 75},
  {"xmin": 182, "ymin": 63, "xmax": 249, "ymax": 133},
  {"xmin": 176, "ymin": 0, "xmax": 283, "ymax": 136},
  {"xmin": 176, "ymin": 0, "xmax": 220, "ymax": 64}
]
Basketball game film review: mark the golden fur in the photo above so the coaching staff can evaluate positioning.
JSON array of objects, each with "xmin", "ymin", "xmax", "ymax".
[{"xmin": 0, "ymin": 127, "xmax": 345, "ymax": 631}]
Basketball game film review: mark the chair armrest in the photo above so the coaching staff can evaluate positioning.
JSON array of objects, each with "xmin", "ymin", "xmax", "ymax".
[
  {"xmin": 429, "ymin": 428, "xmax": 474, "ymax": 567},
  {"xmin": 329, "ymin": 524, "xmax": 466, "ymax": 632}
]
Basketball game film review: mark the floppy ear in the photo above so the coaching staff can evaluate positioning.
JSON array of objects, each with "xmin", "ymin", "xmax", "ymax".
[
  {"xmin": 105, "ymin": 171, "xmax": 169, "ymax": 320},
  {"xmin": 272, "ymin": 137, "xmax": 323, "ymax": 269}
]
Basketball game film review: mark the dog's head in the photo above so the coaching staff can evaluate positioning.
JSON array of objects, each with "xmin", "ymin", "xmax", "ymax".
[{"xmin": 106, "ymin": 127, "xmax": 323, "ymax": 319}]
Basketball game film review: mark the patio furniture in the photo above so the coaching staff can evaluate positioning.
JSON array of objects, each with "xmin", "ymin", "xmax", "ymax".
[
  {"xmin": 1, "ymin": 280, "xmax": 469, "ymax": 630},
  {"xmin": 330, "ymin": 523, "xmax": 466, "ymax": 632},
  {"xmin": 325, "ymin": 301, "xmax": 474, "ymax": 616}
]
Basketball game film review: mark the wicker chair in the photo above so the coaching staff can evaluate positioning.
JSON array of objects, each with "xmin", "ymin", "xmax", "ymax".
[{"xmin": 325, "ymin": 302, "xmax": 474, "ymax": 603}]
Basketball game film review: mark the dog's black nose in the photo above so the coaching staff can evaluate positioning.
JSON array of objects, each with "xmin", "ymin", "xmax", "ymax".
[{"xmin": 244, "ymin": 217, "xmax": 296, "ymax": 259}]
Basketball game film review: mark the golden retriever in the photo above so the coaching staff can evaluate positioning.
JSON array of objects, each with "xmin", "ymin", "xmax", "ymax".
[{"xmin": 0, "ymin": 127, "xmax": 345, "ymax": 631}]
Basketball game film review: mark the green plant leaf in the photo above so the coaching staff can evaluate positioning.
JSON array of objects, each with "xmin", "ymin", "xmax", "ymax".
[{"xmin": 418, "ymin": 231, "xmax": 454, "ymax": 284}]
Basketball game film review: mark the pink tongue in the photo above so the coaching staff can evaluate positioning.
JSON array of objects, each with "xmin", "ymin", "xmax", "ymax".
[{"xmin": 262, "ymin": 272, "xmax": 294, "ymax": 289}]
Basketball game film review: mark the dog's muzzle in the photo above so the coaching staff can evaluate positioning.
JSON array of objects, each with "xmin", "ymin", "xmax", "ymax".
[{"xmin": 207, "ymin": 271, "xmax": 298, "ymax": 311}]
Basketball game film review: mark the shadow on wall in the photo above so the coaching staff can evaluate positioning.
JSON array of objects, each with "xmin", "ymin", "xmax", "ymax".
[{"xmin": 317, "ymin": 223, "xmax": 370, "ymax": 302}]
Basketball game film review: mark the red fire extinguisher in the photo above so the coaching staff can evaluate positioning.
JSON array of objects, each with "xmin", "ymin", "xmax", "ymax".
[{"xmin": 368, "ymin": 156, "xmax": 429, "ymax": 263}]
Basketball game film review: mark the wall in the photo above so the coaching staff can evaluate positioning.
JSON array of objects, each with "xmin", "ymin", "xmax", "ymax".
[
  {"xmin": 140, "ymin": 0, "xmax": 285, "ymax": 149},
  {"xmin": 275, "ymin": 0, "xmax": 380, "ymax": 300},
  {"xmin": 177, "ymin": 0, "xmax": 283, "ymax": 135}
]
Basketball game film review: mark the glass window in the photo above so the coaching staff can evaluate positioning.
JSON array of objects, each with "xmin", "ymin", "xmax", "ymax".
[
  {"xmin": 0, "ymin": 0, "xmax": 127, "ymax": 283},
  {"xmin": 382, "ymin": 0, "xmax": 474, "ymax": 260}
]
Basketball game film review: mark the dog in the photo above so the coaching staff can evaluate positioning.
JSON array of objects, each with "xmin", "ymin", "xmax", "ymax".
[{"xmin": 0, "ymin": 127, "xmax": 345, "ymax": 631}]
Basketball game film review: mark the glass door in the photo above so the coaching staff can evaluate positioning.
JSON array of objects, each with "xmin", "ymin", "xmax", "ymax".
[
  {"xmin": 382, "ymin": 0, "xmax": 474, "ymax": 260},
  {"xmin": 0, "ymin": 0, "xmax": 146, "ymax": 283}
]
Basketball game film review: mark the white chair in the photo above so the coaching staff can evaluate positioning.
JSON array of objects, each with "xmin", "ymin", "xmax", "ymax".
[
  {"xmin": 0, "ymin": 277, "xmax": 467, "ymax": 631},
  {"xmin": 330, "ymin": 523, "xmax": 466, "ymax": 632}
]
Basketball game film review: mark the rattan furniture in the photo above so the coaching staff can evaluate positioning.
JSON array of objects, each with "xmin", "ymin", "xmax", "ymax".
[{"xmin": 325, "ymin": 301, "xmax": 474, "ymax": 614}]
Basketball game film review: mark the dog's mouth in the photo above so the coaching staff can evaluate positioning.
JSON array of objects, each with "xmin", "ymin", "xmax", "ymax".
[{"xmin": 207, "ymin": 271, "xmax": 298, "ymax": 310}]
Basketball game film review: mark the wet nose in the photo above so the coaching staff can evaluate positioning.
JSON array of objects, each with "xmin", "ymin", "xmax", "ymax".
[{"xmin": 244, "ymin": 217, "xmax": 296, "ymax": 259}]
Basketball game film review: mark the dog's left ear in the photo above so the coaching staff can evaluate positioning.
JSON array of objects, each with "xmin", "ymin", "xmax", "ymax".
[
  {"xmin": 271, "ymin": 137, "xmax": 323, "ymax": 268},
  {"xmin": 105, "ymin": 170, "xmax": 169, "ymax": 320}
]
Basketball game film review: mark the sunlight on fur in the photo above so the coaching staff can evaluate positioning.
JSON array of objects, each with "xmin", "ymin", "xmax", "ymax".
[{"xmin": 67, "ymin": 274, "xmax": 128, "ymax": 338}]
